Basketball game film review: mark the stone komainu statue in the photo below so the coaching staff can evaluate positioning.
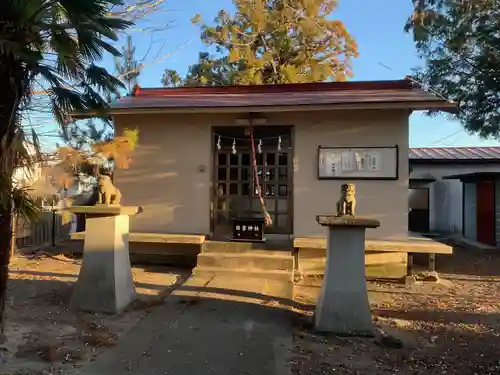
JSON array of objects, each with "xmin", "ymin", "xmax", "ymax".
[
  {"xmin": 336, "ymin": 183, "xmax": 356, "ymax": 216},
  {"xmin": 97, "ymin": 175, "xmax": 122, "ymax": 204}
]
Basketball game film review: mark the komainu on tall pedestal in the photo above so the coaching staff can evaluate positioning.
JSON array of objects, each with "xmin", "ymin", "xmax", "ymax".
[
  {"xmin": 97, "ymin": 174, "xmax": 122, "ymax": 205},
  {"xmin": 315, "ymin": 182, "xmax": 380, "ymax": 336},
  {"xmin": 336, "ymin": 183, "xmax": 356, "ymax": 216},
  {"xmin": 68, "ymin": 205, "xmax": 142, "ymax": 314}
]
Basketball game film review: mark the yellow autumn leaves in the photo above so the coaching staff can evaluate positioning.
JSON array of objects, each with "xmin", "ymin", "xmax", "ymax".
[{"xmin": 192, "ymin": 0, "xmax": 359, "ymax": 85}]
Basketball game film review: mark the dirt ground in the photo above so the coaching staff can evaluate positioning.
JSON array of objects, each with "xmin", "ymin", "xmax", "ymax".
[
  {"xmin": 2, "ymin": 243, "xmax": 500, "ymax": 375},
  {"xmin": 292, "ymin": 245, "xmax": 500, "ymax": 375},
  {"xmin": 1, "ymin": 252, "xmax": 190, "ymax": 375}
]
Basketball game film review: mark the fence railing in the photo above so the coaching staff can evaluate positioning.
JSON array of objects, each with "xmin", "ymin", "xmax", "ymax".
[{"xmin": 15, "ymin": 210, "xmax": 70, "ymax": 251}]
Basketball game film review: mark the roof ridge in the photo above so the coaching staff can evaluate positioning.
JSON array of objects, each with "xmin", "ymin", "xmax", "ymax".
[
  {"xmin": 133, "ymin": 79, "xmax": 414, "ymax": 97},
  {"xmin": 409, "ymin": 146, "xmax": 500, "ymax": 160},
  {"xmin": 411, "ymin": 146, "xmax": 500, "ymax": 150}
]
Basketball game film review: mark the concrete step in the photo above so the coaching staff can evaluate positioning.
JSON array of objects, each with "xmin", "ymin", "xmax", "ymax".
[
  {"xmin": 197, "ymin": 252, "xmax": 294, "ymax": 272},
  {"xmin": 299, "ymin": 252, "xmax": 407, "ymax": 272},
  {"xmin": 203, "ymin": 241, "xmax": 292, "ymax": 254},
  {"xmin": 192, "ymin": 266, "xmax": 293, "ymax": 282}
]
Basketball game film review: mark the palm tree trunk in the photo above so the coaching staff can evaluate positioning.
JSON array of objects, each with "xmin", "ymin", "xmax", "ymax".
[
  {"xmin": 0, "ymin": 65, "xmax": 23, "ymax": 344},
  {"xmin": 0, "ymin": 210, "xmax": 12, "ymax": 345},
  {"xmin": 0, "ymin": 135, "xmax": 16, "ymax": 345}
]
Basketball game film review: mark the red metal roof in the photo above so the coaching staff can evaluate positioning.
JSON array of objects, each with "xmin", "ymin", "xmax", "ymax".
[
  {"xmin": 106, "ymin": 79, "xmax": 455, "ymax": 112},
  {"xmin": 410, "ymin": 147, "xmax": 500, "ymax": 160},
  {"xmin": 133, "ymin": 80, "xmax": 415, "ymax": 96}
]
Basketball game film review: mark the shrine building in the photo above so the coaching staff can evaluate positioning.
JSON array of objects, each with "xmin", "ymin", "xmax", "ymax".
[{"xmin": 72, "ymin": 79, "xmax": 455, "ymax": 280}]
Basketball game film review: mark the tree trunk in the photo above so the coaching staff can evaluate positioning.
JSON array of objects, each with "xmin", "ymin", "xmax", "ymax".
[
  {"xmin": 0, "ymin": 63, "xmax": 24, "ymax": 344},
  {"xmin": 0, "ymin": 210, "xmax": 12, "ymax": 345}
]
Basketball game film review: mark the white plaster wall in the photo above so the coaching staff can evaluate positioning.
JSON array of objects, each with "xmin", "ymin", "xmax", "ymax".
[
  {"xmin": 463, "ymin": 182, "xmax": 477, "ymax": 241},
  {"xmin": 429, "ymin": 179, "xmax": 463, "ymax": 233},
  {"xmin": 114, "ymin": 109, "xmax": 410, "ymax": 238}
]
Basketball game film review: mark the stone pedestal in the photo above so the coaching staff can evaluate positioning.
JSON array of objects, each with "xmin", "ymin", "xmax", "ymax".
[
  {"xmin": 67, "ymin": 205, "xmax": 142, "ymax": 314},
  {"xmin": 315, "ymin": 215, "xmax": 380, "ymax": 336}
]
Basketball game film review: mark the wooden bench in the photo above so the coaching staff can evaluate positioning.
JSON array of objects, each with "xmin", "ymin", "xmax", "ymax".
[
  {"xmin": 71, "ymin": 232, "xmax": 206, "ymax": 245},
  {"xmin": 293, "ymin": 234, "xmax": 453, "ymax": 283},
  {"xmin": 70, "ymin": 232, "xmax": 206, "ymax": 266}
]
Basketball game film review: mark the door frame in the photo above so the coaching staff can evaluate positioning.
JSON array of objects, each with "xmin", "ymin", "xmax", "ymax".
[{"xmin": 209, "ymin": 125, "xmax": 295, "ymax": 240}]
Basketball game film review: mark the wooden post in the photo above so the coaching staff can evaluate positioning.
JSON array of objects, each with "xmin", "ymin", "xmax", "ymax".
[
  {"xmin": 10, "ymin": 214, "xmax": 17, "ymax": 258},
  {"xmin": 51, "ymin": 209, "xmax": 56, "ymax": 247},
  {"xmin": 428, "ymin": 253, "xmax": 436, "ymax": 272},
  {"xmin": 405, "ymin": 253, "xmax": 417, "ymax": 285}
]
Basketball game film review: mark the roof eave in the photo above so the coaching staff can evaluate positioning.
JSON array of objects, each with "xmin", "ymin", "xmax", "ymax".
[
  {"xmin": 410, "ymin": 158, "xmax": 500, "ymax": 164},
  {"xmin": 410, "ymin": 177, "xmax": 436, "ymax": 183},
  {"xmin": 71, "ymin": 100, "xmax": 456, "ymax": 119},
  {"xmin": 443, "ymin": 172, "xmax": 500, "ymax": 182}
]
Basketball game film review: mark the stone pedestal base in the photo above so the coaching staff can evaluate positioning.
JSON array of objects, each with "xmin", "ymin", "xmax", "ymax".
[
  {"xmin": 314, "ymin": 215, "xmax": 380, "ymax": 336},
  {"xmin": 71, "ymin": 214, "xmax": 136, "ymax": 314},
  {"xmin": 315, "ymin": 226, "xmax": 374, "ymax": 335}
]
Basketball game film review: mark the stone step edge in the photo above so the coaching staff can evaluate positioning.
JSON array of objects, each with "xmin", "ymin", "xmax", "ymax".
[
  {"xmin": 193, "ymin": 266, "xmax": 293, "ymax": 281},
  {"xmin": 202, "ymin": 250, "xmax": 293, "ymax": 257},
  {"xmin": 198, "ymin": 252, "xmax": 293, "ymax": 260}
]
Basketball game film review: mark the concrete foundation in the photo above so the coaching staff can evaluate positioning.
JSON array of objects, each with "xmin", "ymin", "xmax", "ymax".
[
  {"xmin": 70, "ymin": 209, "xmax": 138, "ymax": 314},
  {"xmin": 314, "ymin": 215, "xmax": 379, "ymax": 336}
]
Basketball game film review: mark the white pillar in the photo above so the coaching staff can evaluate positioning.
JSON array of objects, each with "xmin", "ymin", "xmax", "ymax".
[
  {"xmin": 315, "ymin": 215, "xmax": 379, "ymax": 336},
  {"xmin": 69, "ymin": 205, "xmax": 142, "ymax": 314}
]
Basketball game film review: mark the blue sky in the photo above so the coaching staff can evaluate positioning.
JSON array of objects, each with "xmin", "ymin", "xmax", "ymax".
[{"xmin": 37, "ymin": 0, "xmax": 499, "ymax": 149}]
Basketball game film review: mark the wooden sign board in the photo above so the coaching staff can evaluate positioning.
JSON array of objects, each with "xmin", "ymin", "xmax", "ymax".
[
  {"xmin": 232, "ymin": 217, "xmax": 266, "ymax": 242},
  {"xmin": 318, "ymin": 146, "xmax": 399, "ymax": 180}
]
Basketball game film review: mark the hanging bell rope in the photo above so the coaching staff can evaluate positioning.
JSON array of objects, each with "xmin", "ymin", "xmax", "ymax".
[{"xmin": 247, "ymin": 127, "xmax": 272, "ymax": 227}]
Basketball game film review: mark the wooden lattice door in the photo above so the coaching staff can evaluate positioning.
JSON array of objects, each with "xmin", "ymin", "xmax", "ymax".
[{"xmin": 212, "ymin": 126, "xmax": 293, "ymax": 240}]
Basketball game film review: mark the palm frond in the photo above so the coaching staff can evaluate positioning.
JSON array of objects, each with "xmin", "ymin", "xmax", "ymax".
[
  {"xmin": 82, "ymin": 85, "xmax": 108, "ymax": 109},
  {"xmin": 58, "ymin": 0, "xmax": 118, "ymax": 22},
  {"xmin": 93, "ymin": 38, "xmax": 122, "ymax": 57},
  {"xmin": 49, "ymin": 25, "xmax": 78, "ymax": 57},
  {"xmin": 85, "ymin": 16, "xmax": 133, "ymax": 40},
  {"xmin": 48, "ymin": 86, "xmax": 85, "ymax": 125},
  {"xmin": 75, "ymin": 29, "xmax": 108, "ymax": 62},
  {"xmin": 12, "ymin": 186, "xmax": 42, "ymax": 223},
  {"xmin": 56, "ymin": 55, "xmax": 85, "ymax": 79},
  {"xmin": 0, "ymin": 38, "xmax": 43, "ymax": 63},
  {"xmin": 85, "ymin": 64, "xmax": 125, "ymax": 93},
  {"xmin": 33, "ymin": 64, "xmax": 65, "ymax": 88}
]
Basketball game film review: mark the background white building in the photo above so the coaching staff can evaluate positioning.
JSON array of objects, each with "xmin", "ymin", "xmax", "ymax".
[{"xmin": 409, "ymin": 147, "xmax": 500, "ymax": 246}]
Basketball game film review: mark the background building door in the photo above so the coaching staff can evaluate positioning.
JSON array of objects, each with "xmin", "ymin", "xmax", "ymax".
[
  {"xmin": 408, "ymin": 188, "xmax": 429, "ymax": 233},
  {"xmin": 476, "ymin": 181, "xmax": 495, "ymax": 245},
  {"xmin": 212, "ymin": 126, "xmax": 293, "ymax": 240}
]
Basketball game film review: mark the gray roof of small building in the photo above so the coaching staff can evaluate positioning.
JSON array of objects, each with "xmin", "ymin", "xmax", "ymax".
[{"xmin": 410, "ymin": 147, "xmax": 500, "ymax": 161}]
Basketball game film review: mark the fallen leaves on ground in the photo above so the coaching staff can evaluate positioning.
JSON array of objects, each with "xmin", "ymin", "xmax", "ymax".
[
  {"xmin": 291, "ymin": 246, "xmax": 500, "ymax": 375},
  {"xmin": 2, "ymin": 253, "xmax": 189, "ymax": 375}
]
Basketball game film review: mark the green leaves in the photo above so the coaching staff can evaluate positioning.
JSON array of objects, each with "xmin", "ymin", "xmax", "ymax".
[
  {"xmin": 1, "ymin": 0, "xmax": 134, "ymax": 130},
  {"xmin": 406, "ymin": 0, "xmax": 500, "ymax": 138},
  {"xmin": 161, "ymin": 69, "xmax": 183, "ymax": 87},
  {"xmin": 179, "ymin": 53, "xmax": 240, "ymax": 87}
]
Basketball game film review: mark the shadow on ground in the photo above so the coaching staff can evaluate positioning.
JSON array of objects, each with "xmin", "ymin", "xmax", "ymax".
[
  {"xmin": 6, "ymin": 269, "xmax": 500, "ymax": 375},
  {"xmin": 8, "ymin": 268, "xmax": 191, "ymax": 297}
]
